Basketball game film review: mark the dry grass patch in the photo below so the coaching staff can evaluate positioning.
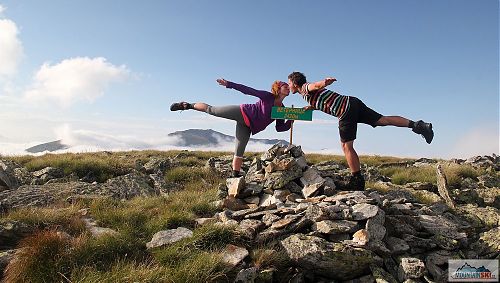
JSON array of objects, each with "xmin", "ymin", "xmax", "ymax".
[
  {"xmin": 3, "ymin": 230, "xmax": 73, "ymax": 283},
  {"xmin": 3, "ymin": 230, "xmax": 147, "ymax": 283},
  {"xmin": 366, "ymin": 181, "xmax": 393, "ymax": 193},
  {"xmin": 443, "ymin": 164, "xmax": 485, "ymax": 188},
  {"xmin": 250, "ymin": 245, "xmax": 290, "ymax": 271}
]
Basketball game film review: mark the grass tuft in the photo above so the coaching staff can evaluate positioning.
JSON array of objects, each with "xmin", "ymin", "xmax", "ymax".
[
  {"xmin": 165, "ymin": 166, "xmax": 218, "ymax": 184},
  {"xmin": 4, "ymin": 206, "xmax": 86, "ymax": 236},
  {"xmin": 71, "ymin": 253, "xmax": 229, "ymax": 283},
  {"xmin": 3, "ymin": 230, "xmax": 72, "ymax": 283},
  {"xmin": 70, "ymin": 233, "xmax": 147, "ymax": 270},
  {"xmin": 250, "ymin": 245, "xmax": 290, "ymax": 271},
  {"xmin": 152, "ymin": 224, "xmax": 238, "ymax": 268},
  {"xmin": 191, "ymin": 224, "xmax": 238, "ymax": 251}
]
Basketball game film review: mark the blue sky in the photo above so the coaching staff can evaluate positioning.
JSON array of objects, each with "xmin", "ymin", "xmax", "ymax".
[{"xmin": 0, "ymin": 0, "xmax": 498, "ymax": 158}]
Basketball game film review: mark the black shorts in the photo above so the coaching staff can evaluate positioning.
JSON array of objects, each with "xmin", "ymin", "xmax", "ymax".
[{"xmin": 338, "ymin": 96, "xmax": 383, "ymax": 142}]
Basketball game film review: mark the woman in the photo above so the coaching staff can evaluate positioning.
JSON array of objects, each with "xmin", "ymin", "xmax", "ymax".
[{"xmin": 170, "ymin": 78, "xmax": 293, "ymax": 177}]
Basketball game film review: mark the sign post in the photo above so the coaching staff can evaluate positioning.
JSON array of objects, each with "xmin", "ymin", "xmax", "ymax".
[{"xmin": 271, "ymin": 106, "xmax": 313, "ymax": 145}]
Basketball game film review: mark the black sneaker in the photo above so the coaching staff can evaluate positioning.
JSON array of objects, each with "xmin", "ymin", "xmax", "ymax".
[
  {"xmin": 348, "ymin": 174, "xmax": 365, "ymax": 191},
  {"xmin": 231, "ymin": 170, "xmax": 244, "ymax": 178},
  {"xmin": 170, "ymin": 102, "xmax": 192, "ymax": 111},
  {"xmin": 412, "ymin": 120, "xmax": 434, "ymax": 144},
  {"xmin": 335, "ymin": 174, "xmax": 365, "ymax": 191}
]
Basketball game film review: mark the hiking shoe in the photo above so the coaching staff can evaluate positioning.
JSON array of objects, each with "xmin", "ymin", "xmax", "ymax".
[
  {"xmin": 412, "ymin": 120, "xmax": 434, "ymax": 144},
  {"xmin": 170, "ymin": 102, "xmax": 192, "ymax": 111},
  {"xmin": 335, "ymin": 174, "xmax": 365, "ymax": 191},
  {"xmin": 231, "ymin": 170, "xmax": 244, "ymax": 178},
  {"xmin": 348, "ymin": 174, "xmax": 365, "ymax": 191}
]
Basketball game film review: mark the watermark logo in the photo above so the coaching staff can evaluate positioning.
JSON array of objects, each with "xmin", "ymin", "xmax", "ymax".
[{"xmin": 449, "ymin": 259, "xmax": 499, "ymax": 282}]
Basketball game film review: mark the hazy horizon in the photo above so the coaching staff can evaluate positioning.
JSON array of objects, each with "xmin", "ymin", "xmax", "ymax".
[{"xmin": 0, "ymin": 126, "xmax": 497, "ymax": 160}]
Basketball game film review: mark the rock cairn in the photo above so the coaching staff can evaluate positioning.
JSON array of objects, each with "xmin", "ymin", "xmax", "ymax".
[{"xmin": 203, "ymin": 144, "xmax": 500, "ymax": 282}]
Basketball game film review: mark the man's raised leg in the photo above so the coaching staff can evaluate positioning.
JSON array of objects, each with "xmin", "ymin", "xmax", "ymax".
[
  {"xmin": 375, "ymin": 116, "xmax": 433, "ymax": 144},
  {"xmin": 375, "ymin": 116, "xmax": 410, "ymax": 127}
]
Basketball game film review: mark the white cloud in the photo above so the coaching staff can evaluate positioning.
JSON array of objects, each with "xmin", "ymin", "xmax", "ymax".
[
  {"xmin": 0, "ymin": 18, "xmax": 24, "ymax": 77},
  {"xmin": 24, "ymin": 57, "xmax": 130, "ymax": 107},
  {"xmin": 0, "ymin": 4, "xmax": 6, "ymax": 15},
  {"xmin": 449, "ymin": 126, "xmax": 499, "ymax": 159}
]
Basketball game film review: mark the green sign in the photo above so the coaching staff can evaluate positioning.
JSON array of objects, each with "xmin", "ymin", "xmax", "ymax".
[{"xmin": 271, "ymin": 106, "xmax": 313, "ymax": 121}]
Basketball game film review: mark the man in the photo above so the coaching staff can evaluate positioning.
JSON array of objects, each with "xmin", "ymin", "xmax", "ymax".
[{"xmin": 288, "ymin": 71, "xmax": 433, "ymax": 190}]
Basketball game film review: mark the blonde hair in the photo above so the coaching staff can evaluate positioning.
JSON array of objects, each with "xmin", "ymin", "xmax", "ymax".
[{"xmin": 271, "ymin": 81, "xmax": 285, "ymax": 98}]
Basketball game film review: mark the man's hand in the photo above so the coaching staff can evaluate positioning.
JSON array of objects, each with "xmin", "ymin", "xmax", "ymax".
[
  {"xmin": 324, "ymin": 77, "xmax": 337, "ymax": 86},
  {"xmin": 303, "ymin": 105, "xmax": 315, "ymax": 111},
  {"xmin": 217, "ymin": 78, "xmax": 228, "ymax": 87}
]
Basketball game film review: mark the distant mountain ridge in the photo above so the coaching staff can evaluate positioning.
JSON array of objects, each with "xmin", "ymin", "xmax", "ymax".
[
  {"xmin": 25, "ymin": 140, "xmax": 69, "ymax": 153},
  {"xmin": 24, "ymin": 129, "xmax": 288, "ymax": 153},
  {"xmin": 167, "ymin": 129, "xmax": 288, "ymax": 147}
]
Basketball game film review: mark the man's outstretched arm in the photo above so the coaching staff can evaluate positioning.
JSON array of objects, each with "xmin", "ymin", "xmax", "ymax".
[{"xmin": 305, "ymin": 77, "xmax": 337, "ymax": 92}]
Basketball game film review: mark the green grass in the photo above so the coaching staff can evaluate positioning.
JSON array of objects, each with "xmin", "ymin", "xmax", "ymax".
[
  {"xmin": 3, "ymin": 229, "xmax": 227, "ymax": 283},
  {"xmin": 6, "ymin": 153, "xmax": 130, "ymax": 183},
  {"xmin": 70, "ymin": 254, "xmax": 229, "ymax": 283},
  {"xmin": 3, "ymin": 206, "xmax": 86, "ymax": 236},
  {"xmin": 379, "ymin": 166, "xmax": 437, "ymax": 185},
  {"xmin": 70, "ymin": 233, "xmax": 147, "ymax": 270},
  {"xmin": 3, "ymin": 149, "xmax": 235, "ymax": 183},
  {"xmin": 70, "ymin": 260, "xmax": 173, "ymax": 283},
  {"xmin": 305, "ymin": 153, "xmax": 413, "ymax": 167},
  {"xmin": 88, "ymin": 178, "xmax": 221, "ymax": 241},
  {"xmin": 164, "ymin": 166, "xmax": 219, "ymax": 184},
  {"xmin": 378, "ymin": 163, "xmax": 485, "ymax": 187},
  {"xmin": 444, "ymin": 164, "xmax": 486, "ymax": 188},
  {"xmin": 146, "ymin": 224, "xmax": 238, "ymax": 281}
]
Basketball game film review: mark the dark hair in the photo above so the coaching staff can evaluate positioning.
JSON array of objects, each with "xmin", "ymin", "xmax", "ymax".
[{"xmin": 288, "ymin": 72, "xmax": 307, "ymax": 87}]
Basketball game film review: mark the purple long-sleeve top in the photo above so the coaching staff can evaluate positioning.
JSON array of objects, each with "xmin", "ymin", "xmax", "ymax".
[{"xmin": 226, "ymin": 81, "xmax": 293, "ymax": 135}]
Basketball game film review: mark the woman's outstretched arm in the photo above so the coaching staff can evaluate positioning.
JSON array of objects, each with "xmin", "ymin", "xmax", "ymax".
[{"xmin": 217, "ymin": 78, "xmax": 268, "ymax": 99}]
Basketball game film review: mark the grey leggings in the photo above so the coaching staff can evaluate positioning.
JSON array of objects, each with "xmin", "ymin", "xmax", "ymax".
[{"xmin": 206, "ymin": 105, "xmax": 251, "ymax": 157}]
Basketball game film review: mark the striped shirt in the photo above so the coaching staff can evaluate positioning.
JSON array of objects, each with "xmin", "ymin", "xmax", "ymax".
[{"xmin": 301, "ymin": 83, "xmax": 350, "ymax": 119}]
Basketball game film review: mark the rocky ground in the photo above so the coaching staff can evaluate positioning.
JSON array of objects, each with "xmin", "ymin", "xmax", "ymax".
[{"xmin": 0, "ymin": 145, "xmax": 499, "ymax": 282}]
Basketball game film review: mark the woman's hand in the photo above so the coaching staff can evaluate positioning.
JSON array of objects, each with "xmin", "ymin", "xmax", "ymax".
[
  {"xmin": 303, "ymin": 105, "xmax": 315, "ymax": 111},
  {"xmin": 217, "ymin": 78, "xmax": 228, "ymax": 87}
]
